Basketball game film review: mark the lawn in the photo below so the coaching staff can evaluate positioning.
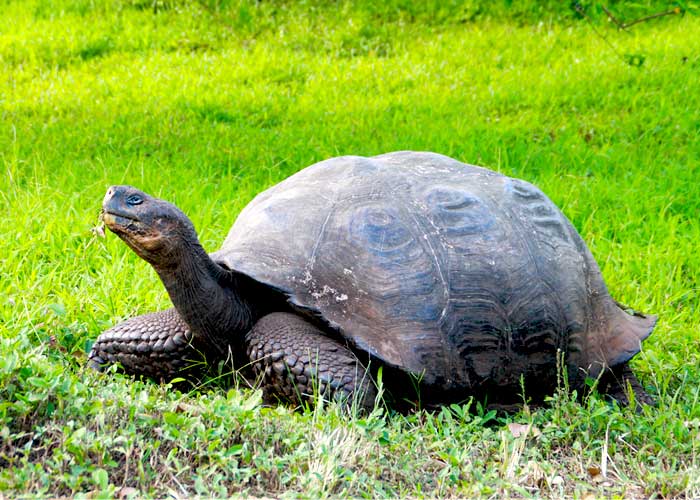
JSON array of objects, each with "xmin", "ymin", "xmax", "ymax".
[{"xmin": 1, "ymin": 0, "xmax": 699, "ymax": 497}]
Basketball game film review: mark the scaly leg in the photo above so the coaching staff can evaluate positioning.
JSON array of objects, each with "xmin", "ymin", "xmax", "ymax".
[
  {"xmin": 246, "ymin": 312, "xmax": 377, "ymax": 411},
  {"xmin": 599, "ymin": 362, "xmax": 654, "ymax": 407},
  {"xmin": 89, "ymin": 308, "xmax": 204, "ymax": 381}
]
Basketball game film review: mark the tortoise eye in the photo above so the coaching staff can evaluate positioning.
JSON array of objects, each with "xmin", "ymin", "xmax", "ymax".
[{"xmin": 126, "ymin": 194, "xmax": 143, "ymax": 206}]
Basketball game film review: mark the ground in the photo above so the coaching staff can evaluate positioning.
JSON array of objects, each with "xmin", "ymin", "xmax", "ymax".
[{"xmin": 0, "ymin": 0, "xmax": 699, "ymax": 497}]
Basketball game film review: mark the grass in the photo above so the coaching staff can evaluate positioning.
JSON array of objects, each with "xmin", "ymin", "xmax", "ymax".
[{"xmin": 1, "ymin": 0, "xmax": 699, "ymax": 497}]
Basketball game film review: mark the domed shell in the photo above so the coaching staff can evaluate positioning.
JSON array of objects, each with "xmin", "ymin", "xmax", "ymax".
[{"xmin": 213, "ymin": 152, "xmax": 654, "ymax": 391}]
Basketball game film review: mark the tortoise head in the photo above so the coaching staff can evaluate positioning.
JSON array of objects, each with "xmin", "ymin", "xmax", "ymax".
[{"xmin": 102, "ymin": 185, "xmax": 197, "ymax": 268}]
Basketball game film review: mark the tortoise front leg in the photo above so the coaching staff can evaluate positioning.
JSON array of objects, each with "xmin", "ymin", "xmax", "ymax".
[
  {"xmin": 89, "ymin": 308, "xmax": 204, "ymax": 381},
  {"xmin": 246, "ymin": 312, "xmax": 377, "ymax": 411}
]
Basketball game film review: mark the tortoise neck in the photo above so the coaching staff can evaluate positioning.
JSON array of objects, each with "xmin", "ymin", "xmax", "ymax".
[{"xmin": 154, "ymin": 241, "xmax": 255, "ymax": 357}]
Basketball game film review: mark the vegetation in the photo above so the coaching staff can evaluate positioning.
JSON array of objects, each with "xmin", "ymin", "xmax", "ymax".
[{"xmin": 1, "ymin": 0, "xmax": 699, "ymax": 497}]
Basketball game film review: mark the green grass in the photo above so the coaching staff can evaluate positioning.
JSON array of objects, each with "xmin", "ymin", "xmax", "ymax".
[{"xmin": 1, "ymin": 0, "xmax": 699, "ymax": 497}]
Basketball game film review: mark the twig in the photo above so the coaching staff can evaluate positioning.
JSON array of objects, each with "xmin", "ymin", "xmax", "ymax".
[
  {"xmin": 622, "ymin": 8, "xmax": 682, "ymax": 29},
  {"xmin": 602, "ymin": 5, "xmax": 683, "ymax": 30}
]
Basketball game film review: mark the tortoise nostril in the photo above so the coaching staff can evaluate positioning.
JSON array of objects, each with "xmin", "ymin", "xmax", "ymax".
[{"xmin": 103, "ymin": 186, "xmax": 118, "ymax": 206}]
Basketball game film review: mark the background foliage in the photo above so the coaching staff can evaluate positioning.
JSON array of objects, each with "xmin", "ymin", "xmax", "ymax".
[{"xmin": 1, "ymin": 0, "xmax": 699, "ymax": 497}]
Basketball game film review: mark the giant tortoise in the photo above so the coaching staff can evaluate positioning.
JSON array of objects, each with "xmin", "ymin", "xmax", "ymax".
[{"xmin": 89, "ymin": 151, "xmax": 656, "ymax": 409}]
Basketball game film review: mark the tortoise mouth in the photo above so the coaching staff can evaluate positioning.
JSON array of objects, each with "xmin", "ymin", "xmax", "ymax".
[{"xmin": 101, "ymin": 210, "xmax": 141, "ymax": 232}]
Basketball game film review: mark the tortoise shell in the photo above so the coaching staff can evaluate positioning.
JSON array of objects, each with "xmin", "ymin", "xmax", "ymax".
[{"xmin": 214, "ymin": 151, "xmax": 654, "ymax": 392}]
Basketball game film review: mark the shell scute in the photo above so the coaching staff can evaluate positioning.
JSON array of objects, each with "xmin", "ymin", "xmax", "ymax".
[
  {"xmin": 505, "ymin": 178, "xmax": 575, "ymax": 246},
  {"xmin": 423, "ymin": 186, "xmax": 495, "ymax": 237}
]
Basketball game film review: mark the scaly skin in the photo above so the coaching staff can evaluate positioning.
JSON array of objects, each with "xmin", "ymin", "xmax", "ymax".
[
  {"xmin": 246, "ymin": 312, "xmax": 377, "ymax": 411},
  {"xmin": 89, "ymin": 308, "xmax": 204, "ymax": 381},
  {"xmin": 90, "ymin": 309, "xmax": 377, "ymax": 410}
]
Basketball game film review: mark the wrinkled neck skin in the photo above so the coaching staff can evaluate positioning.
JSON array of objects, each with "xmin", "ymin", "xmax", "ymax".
[{"xmin": 153, "ymin": 241, "xmax": 255, "ymax": 361}]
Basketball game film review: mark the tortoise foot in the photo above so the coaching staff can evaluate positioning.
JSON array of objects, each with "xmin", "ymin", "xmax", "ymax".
[{"xmin": 599, "ymin": 362, "xmax": 654, "ymax": 408}]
